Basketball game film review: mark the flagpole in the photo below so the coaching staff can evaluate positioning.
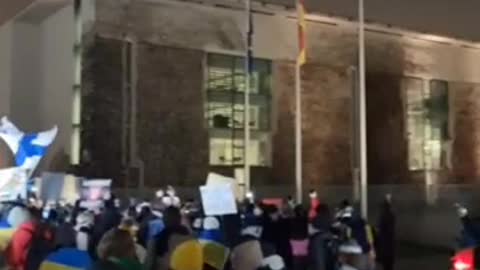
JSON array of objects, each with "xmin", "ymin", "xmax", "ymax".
[
  {"xmin": 295, "ymin": 0, "xmax": 305, "ymax": 204},
  {"xmin": 358, "ymin": 0, "xmax": 368, "ymax": 218},
  {"xmin": 295, "ymin": 61, "xmax": 302, "ymax": 204},
  {"xmin": 244, "ymin": 0, "xmax": 252, "ymax": 196},
  {"xmin": 71, "ymin": 0, "xmax": 82, "ymax": 165}
]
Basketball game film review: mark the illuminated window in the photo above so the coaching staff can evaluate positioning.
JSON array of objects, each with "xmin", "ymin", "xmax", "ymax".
[
  {"xmin": 205, "ymin": 54, "xmax": 271, "ymax": 167},
  {"xmin": 405, "ymin": 78, "xmax": 449, "ymax": 170}
]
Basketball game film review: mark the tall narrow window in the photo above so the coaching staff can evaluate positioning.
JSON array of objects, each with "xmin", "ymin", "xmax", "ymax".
[
  {"xmin": 405, "ymin": 78, "xmax": 449, "ymax": 170},
  {"xmin": 205, "ymin": 54, "xmax": 271, "ymax": 167}
]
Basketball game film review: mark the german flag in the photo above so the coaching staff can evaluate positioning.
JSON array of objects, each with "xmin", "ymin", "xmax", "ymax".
[{"xmin": 297, "ymin": 0, "xmax": 306, "ymax": 66}]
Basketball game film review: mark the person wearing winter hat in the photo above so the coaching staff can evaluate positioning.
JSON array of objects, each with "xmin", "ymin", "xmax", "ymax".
[
  {"xmin": 75, "ymin": 211, "xmax": 95, "ymax": 252},
  {"xmin": 199, "ymin": 217, "xmax": 223, "ymax": 243},
  {"xmin": 145, "ymin": 206, "xmax": 192, "ymax": 270},
  {"xmin": 231, "ymin": 211, "xmax": 265, "ymax": 270}
]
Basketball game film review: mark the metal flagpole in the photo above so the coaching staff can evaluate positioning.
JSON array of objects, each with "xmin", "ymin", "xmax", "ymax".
[
  {"xmin": 71, "ymin": 0, "xmax": 82, "ymax": 165},
  {"xmin": 295, "ymin": 0, "xmax": 306, "ymax": 204},
  {"xmin": 295, "ymin": 62, "xmax": 302, "ymax": 204},
  {"xmin": 358, "ymin": 0, "xmax": 368, "ymax": 218},
  {"xmin": 244, "ymin": 0, "xmax": 252, "ymax": 195}
]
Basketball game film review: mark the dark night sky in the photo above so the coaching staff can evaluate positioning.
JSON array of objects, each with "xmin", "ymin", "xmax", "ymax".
[{"xmin": 264, "ymin": 0, "xmax": 480, "ymax": 42}]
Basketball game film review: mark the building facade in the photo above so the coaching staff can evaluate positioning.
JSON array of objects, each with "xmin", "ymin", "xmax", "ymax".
[
  {"xmin": 73, "ymin": 0, "xmax": 480, "ymax": 190},
  {"xmin": 2, "ymin": 0, "xmax": 480, "ymax": 191}
]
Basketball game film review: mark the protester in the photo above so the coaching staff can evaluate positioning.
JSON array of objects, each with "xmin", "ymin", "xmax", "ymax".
[
  {"xmin": 308, "ymin": 204, "xmax": 335, "ymax": 270},
  {"xmin": 91, "ymin": 228, "xmax": 143, "ymax": 270},
  {"xmin": 308, "ymin": 190, "xmax": 321, "ymax": 221},
  {"xmin": 137, "ymin": 203, "xmax": 162, "ymax": 247},
  {"xmin": 261, "ymin": 205, "xmax": 292, "ymax": 268},
  {"xmin": 145, "ymin": 206, "xmax": 192, "ymax": 270},
  {"xmin": 75, "ymin": 211, "xmax": 95, "ymax": 252},
  {"xmin": 55, "ymin": 212, "xmax": 77, "ymax": 249},
  {"xmin": 289, "ymin": 205, "xmax": 309, "ymax": 270},
  {"xmin": 0, "ymin": 179, "xmax": 402, "ymax": 270},
  {"xmin": 6, "ymin": 207, "xmax": 54, "ymax": 270},
  {"xmin": 376, "ymin": 195, "xmax": 396, "ymax": 270},
  {"xmin": 231, "ymin": 211, "xmax": 267, "ymax": 270},
  {"xmin": 92, "ymin": 197, "xmax": 122, "ymax": 255},
  {"xmin": 7, "ymin": 204, "xmax": 32, "ymax": 228},
  {"xmin": 337, "ymin": 202, "xmax": 375, "ymax": 270},
  {"xmin": 162, "ymin": 186, "xmax": 181, "ymax": 208},
  {"xmin": 199, "ymin": 216, "xmax": 223, "ymax": 243},
  {"xmin": 119, "ymin": 216, "xmax": 147, "ymax": 263}
]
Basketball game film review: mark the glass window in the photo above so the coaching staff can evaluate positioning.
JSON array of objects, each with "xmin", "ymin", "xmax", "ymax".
[
  {"xmin": 209, "ymin": 138, "xmax": 270, "ymax": 166},
  {"xmin": 206, "ymin": 53, "xmax": 272, "ymax": 167},
  {"xmin": 405, "ymin": 78, "xmax": 449, "ymax": 171}
]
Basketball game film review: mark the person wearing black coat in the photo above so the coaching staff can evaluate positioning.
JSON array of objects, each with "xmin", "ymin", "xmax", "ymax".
[
  {"xmin": 92, "ymin": 198, "xmax": 122, "ymax": 258},
  {"xmin": 376, "ymin": 196, "xmax": 396, "ymax": 270}
]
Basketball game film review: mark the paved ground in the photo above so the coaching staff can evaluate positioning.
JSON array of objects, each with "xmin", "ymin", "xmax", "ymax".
[{"xmin": 396, "ymin": 243, "xmax": 452, "ymax": 270}]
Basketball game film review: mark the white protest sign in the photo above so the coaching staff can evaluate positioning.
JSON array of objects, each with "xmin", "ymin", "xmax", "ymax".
[
  {"xmin": 200, "ymin": 184, "xmax": 238, "ymax": 216},
  {"xmin": 206, "ymin": 173, "xmax": 240, "ymax": 198},
  {"xmin": 40, "ymin": 172, "xmax": 82, "ymax": 203},
  {"xmin": 80, "ymin": 179, "xmax": 112, "ymax": 209},
  {"xmin": 40, "ymin": 172, "xmax": 65, "ymax": 202},
  {"xmin": 0, "ymin": 167, "xmax": 27, "ymax": 201}
]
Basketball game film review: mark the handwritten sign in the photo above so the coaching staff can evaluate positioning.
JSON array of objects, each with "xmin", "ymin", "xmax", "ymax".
[{"xmin": 200, "ymin": 184, "xmax": 237, "ymax": 216}]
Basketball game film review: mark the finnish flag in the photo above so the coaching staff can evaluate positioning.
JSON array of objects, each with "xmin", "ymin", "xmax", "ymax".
[{"xmin": 0, "ymin": 117, "xmax": 58, "ymax": 172}]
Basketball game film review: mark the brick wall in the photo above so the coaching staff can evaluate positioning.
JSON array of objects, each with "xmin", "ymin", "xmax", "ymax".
[
  {"xmin": 136, "ymin": 43, "xmax": 209, "ymax": 187},
  {"xmin": 451, "ymin": 82, "xmax": 480, "ymax": 183},
  {"xmin": 366, "ymin": 73, "xmax": 408, "ymax": 184},
  {"xmin": 273, "ymin": 61, "xmax": 353, "ymax": 187},
  {"xmin": 82, "ymin": 37, "xmax": 124, "ymax": 185}
]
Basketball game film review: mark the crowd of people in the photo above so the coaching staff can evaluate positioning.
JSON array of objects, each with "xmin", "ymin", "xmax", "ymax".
[{"xmin": 0, "ymin": 187, "xmax": 396, "ymax": 270}]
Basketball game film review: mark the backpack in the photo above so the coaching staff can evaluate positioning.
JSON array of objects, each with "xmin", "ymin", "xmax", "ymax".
[{"xmin": 25, "ymin": 223, "xmax": 55, "ymax": 270}]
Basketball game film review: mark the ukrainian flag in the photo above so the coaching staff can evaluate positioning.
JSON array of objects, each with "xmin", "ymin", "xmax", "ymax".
[
  {"xmin": 40, "ymin": 248, "xmax": 92, "ymax": 270},
  {"xmin": 0, "ymin": 227, "xmax": 15, "ymax": 251}
]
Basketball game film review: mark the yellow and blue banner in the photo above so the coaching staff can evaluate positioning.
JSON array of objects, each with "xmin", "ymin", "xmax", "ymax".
[{"xmin": 40, "ymin": 248, "xmax": 92, "ymax": 270}]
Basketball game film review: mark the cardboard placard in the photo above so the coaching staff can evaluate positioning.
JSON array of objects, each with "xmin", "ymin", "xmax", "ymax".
[
  {"xmin": 200, "ymin": 184, "xmax": 237, "ymax": 216},
  {"xmin": 206, "ymin": 173, "xmax": 240, "ymax": 198},
  {"xmin": 0, "ymin": 167, "xmax": 27, "ymax": 201}
]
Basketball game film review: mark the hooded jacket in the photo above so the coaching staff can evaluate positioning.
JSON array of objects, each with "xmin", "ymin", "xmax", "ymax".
[{"xmin": 6, "ymin": 221, "xmax": 53, "ymax": 270}]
